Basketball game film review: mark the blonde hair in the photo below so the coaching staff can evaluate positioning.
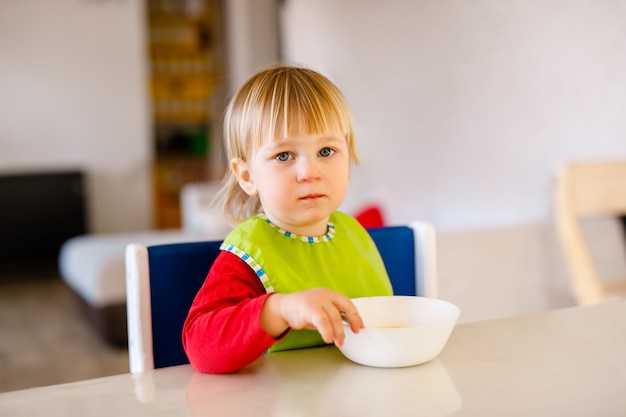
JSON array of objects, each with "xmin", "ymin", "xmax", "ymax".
[{"xmin": 218, "ymin": 65, "xmax": 359, "ymax": 225}]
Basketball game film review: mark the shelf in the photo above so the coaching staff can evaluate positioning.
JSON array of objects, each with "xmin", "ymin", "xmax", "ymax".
[{"xmin": 145, "ymin": 0, "xmax": 223, "ymax": 228}]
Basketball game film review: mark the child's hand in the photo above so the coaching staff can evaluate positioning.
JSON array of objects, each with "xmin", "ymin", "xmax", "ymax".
[{"xmin": 261, "ymin": 288, "xmax": 364, "ymax": 347}]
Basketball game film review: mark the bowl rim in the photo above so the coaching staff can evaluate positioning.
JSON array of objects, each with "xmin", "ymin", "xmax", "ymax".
[{"xmin": 345, "ymin": 295, "xmax": 461, "ymax": 330}]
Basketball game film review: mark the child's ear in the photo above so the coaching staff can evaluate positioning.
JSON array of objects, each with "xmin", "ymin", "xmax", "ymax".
[{"xmin": 231, "ymin": 158, "xmax": 258, "ymax": 196}]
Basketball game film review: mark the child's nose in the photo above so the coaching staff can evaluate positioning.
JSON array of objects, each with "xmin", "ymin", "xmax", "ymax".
[{"xmin": 296, "ymin": 157, "xmax": 322, "ymax": 182}]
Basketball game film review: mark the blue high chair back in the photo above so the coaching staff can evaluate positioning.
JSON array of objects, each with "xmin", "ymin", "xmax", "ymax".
[{"xmin": 125, "ymin": 222, "xmax": 437, "ymax": 372}]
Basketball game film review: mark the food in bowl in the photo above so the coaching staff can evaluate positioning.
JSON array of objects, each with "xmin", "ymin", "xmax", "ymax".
[{"xmin": 337, "ymin": 296, "xmax": 460, "ymax": 368}]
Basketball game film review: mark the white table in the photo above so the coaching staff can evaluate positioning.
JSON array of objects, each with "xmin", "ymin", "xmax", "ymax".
[{"xmin": 1, "ymin": 301, "xmax": 625, "ymax": 416}]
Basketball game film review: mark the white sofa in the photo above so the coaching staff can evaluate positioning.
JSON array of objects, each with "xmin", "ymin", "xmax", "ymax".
[{"xmin": 59, "ymin": 182, "xmax": 231, "ymax": 346}]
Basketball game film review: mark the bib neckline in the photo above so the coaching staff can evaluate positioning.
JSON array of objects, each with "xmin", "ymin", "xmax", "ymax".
[{"xmin": 258, "ymin": 213, "xmax": 336, "ymax": 243}]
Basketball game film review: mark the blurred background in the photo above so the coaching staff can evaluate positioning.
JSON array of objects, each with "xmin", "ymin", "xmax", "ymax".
[{"xmin": 1, "ymin": 0, "xmax": 626, "ymax": 391}]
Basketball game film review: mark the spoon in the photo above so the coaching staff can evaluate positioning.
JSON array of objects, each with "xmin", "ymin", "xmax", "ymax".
[{"xmin": 340, "ymin": 312, "xmax": 351, "ymax": 326}]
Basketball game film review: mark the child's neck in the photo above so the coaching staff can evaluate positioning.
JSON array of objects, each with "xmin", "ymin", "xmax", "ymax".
[{"xmin": 263, "ymin": 214, "xmax": 330, "ymax": 237}]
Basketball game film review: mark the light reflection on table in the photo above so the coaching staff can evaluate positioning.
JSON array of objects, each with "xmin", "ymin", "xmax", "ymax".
[{"xmin": 185, "ymin": 347, "xmax": 460, "ymax": 417}]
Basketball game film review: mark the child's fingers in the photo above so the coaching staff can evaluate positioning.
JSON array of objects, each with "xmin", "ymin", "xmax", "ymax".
[
  {"xmin": 311, "ymin": 302, "xmax": 347, "ymax": 345},
  {"xmin": 311, "ymin": 311, "xmax": 336, "ymax": 344},
  {"xmin": 324, "ymin": 306, "xmax": 347, "ymax": 347},
  {"xmin": 334, "ymin": 299, "xmax": 364, "ymax": 333}
]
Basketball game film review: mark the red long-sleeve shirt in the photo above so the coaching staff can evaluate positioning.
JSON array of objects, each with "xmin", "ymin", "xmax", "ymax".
[{"xmin": 182, "ymin": 250, "xmax": 286, "ymax": 373}]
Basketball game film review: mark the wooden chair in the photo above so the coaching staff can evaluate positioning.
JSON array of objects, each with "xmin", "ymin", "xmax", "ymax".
[
  {"xmin": 555, "ymin": 158, "xmax": 626, "ymax": 305},
  {"xmin": 125, "ymin": 221, "xmax": 438, "ymax": 373}
]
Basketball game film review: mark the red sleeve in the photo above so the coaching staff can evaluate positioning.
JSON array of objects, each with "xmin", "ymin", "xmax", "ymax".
[{"xmin": 182, "ymin": 250, "xmax": 283, "ymax": 373}]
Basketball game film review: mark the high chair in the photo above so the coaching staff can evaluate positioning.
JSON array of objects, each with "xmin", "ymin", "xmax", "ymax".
[
  {"xmin": 125, "ymin": 221, "xmax": 437, "ymax": 373},
  {"xmin": 555, "ymin": 158, "xmax": 626, "ymax": 305}
]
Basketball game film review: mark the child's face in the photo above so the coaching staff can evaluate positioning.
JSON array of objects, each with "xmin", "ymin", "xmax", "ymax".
[{"xmin": 233, "ymin": 131, "xmax": 350, "ymax": 236}]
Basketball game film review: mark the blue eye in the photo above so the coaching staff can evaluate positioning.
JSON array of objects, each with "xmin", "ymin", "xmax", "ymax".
[
  {"xmin": 319, "ymin": 147, "xmax": 335, "ymax": 157},
  {"xmin": 275, "ymin": 152, "xmax": 292, "ymax": 162}
]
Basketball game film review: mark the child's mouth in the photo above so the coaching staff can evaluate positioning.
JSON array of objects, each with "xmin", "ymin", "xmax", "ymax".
[{"xmin": 301, "ymin": 194, "xmax": 324, "ymax": 201}]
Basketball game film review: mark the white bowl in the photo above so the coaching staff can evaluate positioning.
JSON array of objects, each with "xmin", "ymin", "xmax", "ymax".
[{"xmin": 338, "ymin": 296, "xmax": 460, "ymax": 368}]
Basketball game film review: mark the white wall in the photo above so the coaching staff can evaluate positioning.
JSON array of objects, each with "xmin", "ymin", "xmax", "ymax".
[
  {"xmin": 281, "ymin": 0, "xmax": 626, "ymax": 321},
  {"xmin": 281, "ymin": 0, "xmax": 626, "ymax": 230},
  {"xmin": 0, "ymin": 0, "xmax": 152, "ymax": 233},
  {"xmin": 224, "ymin": 0, "xmax": 281, "ymax": 95}
]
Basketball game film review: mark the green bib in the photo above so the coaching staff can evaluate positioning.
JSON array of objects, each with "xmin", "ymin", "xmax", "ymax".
[{"xmin": 221, "ymin": 212, "xmax": 393, "ymax": 352}]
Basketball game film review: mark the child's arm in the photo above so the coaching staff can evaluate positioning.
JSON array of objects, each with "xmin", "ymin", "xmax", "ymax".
[
  {"xmin": 182, "ymin": 251, "xmax": 280, "ymax": 373},
  {"xmin": 182, "ymin": 251, "xmax": 364, "ymax": 373}
]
